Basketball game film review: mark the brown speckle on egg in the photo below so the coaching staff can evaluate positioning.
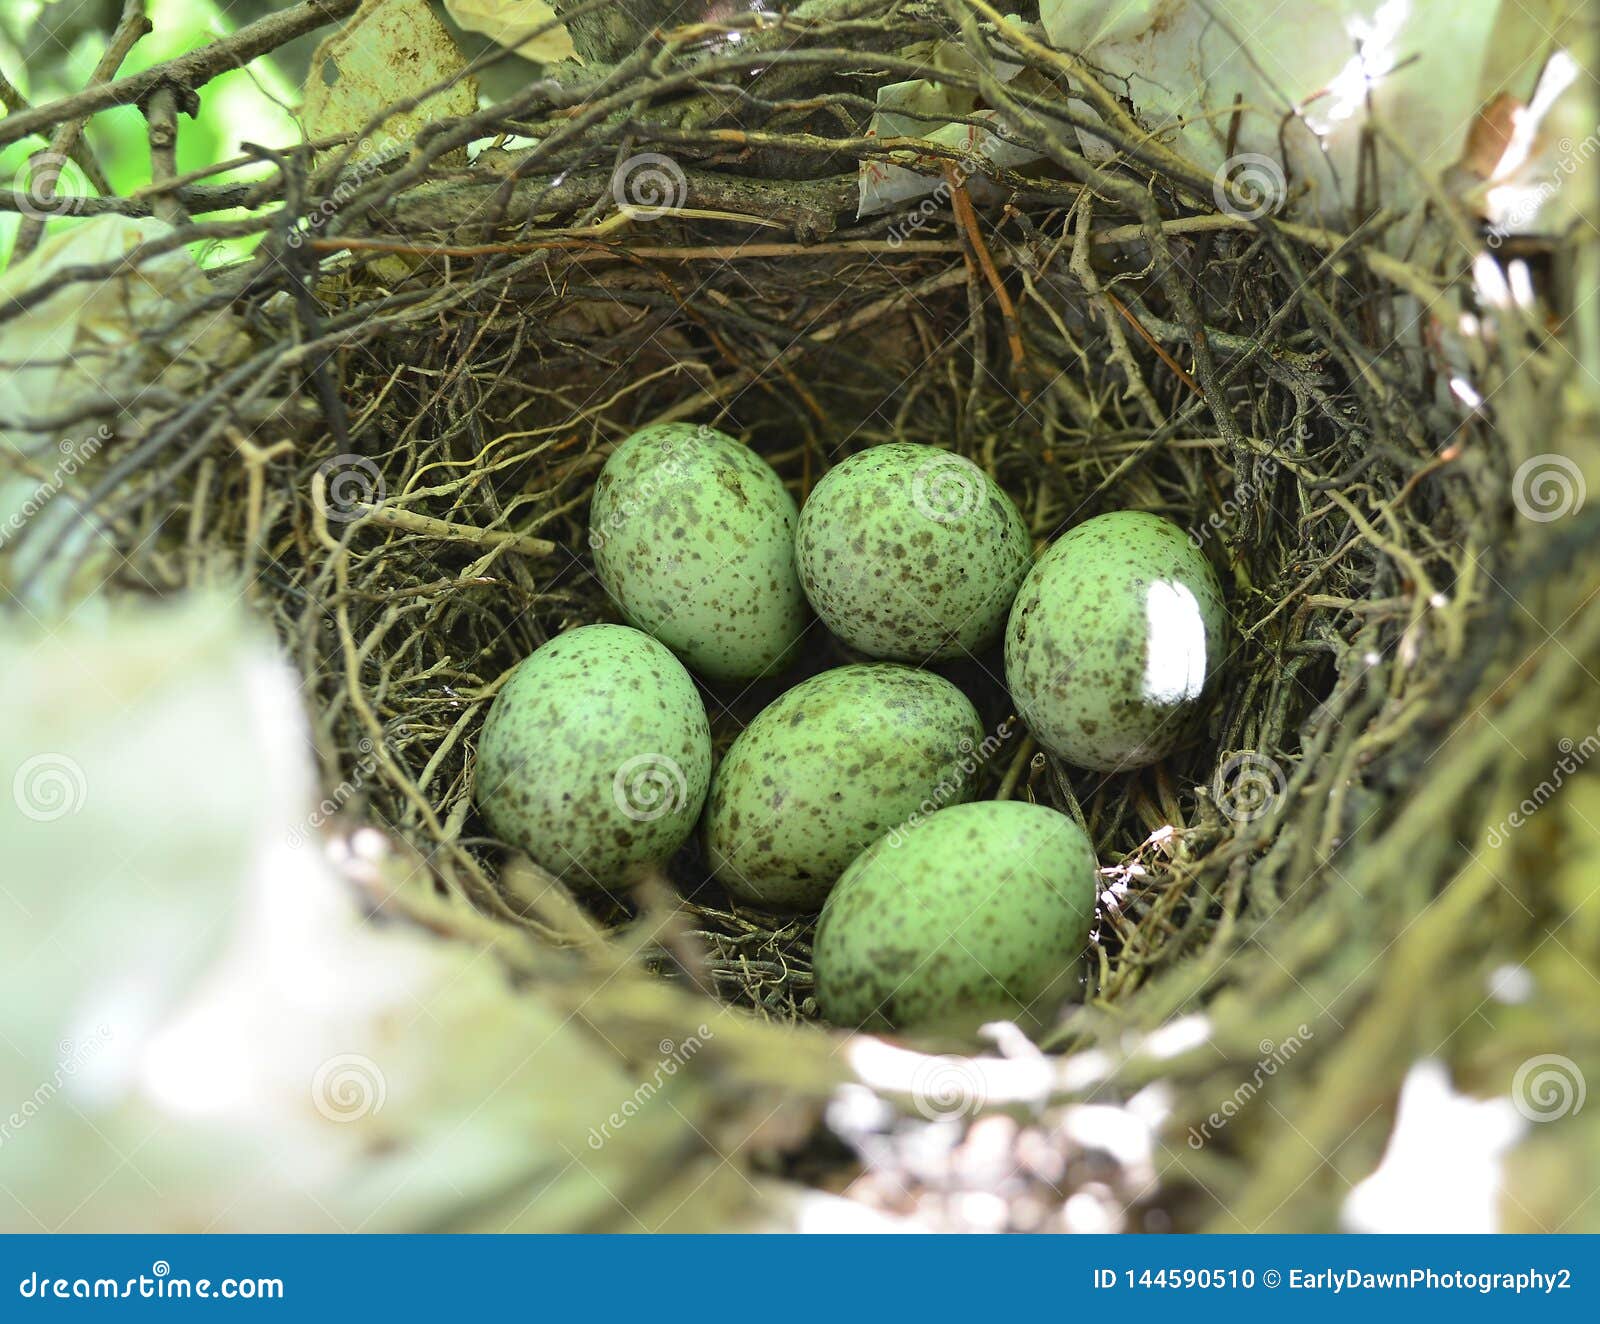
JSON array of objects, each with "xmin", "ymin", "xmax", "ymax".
[
  {"xmin": 813, "ymin": 800, "xmax": 1098, "ymax": 1032},
  {"xmin": 1004, "ymin": 511, "xmax": 1227, "ymax": 771},
  {"xmin": 474, "ymin": 624, "xmax": 712, "ymax": 889},
  {"xmin": 795, "ymin": 443, "xmax": 1032, "ymax": 662},
  {"xmin": 591, "ymin": 423, "xmax": 810, "ymax": 683},
  {"xmin": 704, "ymin": 663, "xmax": 985, "ymax": 910}
]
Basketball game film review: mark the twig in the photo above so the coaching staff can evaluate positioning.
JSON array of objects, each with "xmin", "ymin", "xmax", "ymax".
[
  {"xmin": 1104, "ymin": 291, "xmax": 1203, "ymax": 399},
  {"xmin": 0, "ymin": 0, "xmax": 360, "ymax": 150},
  {"xmin": 143, "ymin": 85, "xmax": 185, "ymax": 227},
  {"xmin": 1069, "ymin": 199, "xmax": 1166, "ymax": 425},
  {"xmin": 11, "ymin": 0, "xmax": 151, "ymax": 259},
  {"xmin": 0, "ymin": 69, "xmax": 108, "ymax": 203},
  {"xmin": 307, "ymin": 236, "xmax": 962, "ymax": 260},
  {"xmin": 352, "ymin": 504, "xmax": 558, "ymax": 558},
  {"xmin": 943, "ymin": 162, "xmax": 1026, "ymax": 391}
]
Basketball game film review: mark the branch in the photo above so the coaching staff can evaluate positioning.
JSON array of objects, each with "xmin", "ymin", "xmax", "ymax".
[
  {"xmin": 0, "ymin": 68, "xmax": 111, "ymax": 201},
  {"xmin": 377, "ymin": 167, "xmax": 859, "ymax": 243},
  {"xmin": 143, "ymin": 86, "xmax": 186, "ymax": 227},
  {"xmin": 12, "ymin": 0, "xmax": 152, "ymax": 260},
  {"xmin": 0, "ymin": 0, "xmax": 360, "ymax": 150}
]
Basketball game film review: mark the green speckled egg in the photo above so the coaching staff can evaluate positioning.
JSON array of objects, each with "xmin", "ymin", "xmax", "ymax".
[
  {"xmin": 795, "ymin": 442, "xmax": 1032, "ymax": 661},
  {"xmin": 591, "ymin": 423, "xmax": 810, "ymax": 683},
  {"xmin": 704, "ymin": 664, "xmax": 985, "ymax": 911},
  {"xmin": 474, "ymin": 624, "xmax": 712, "ymax": 890},
  {"xmin": 1005, "ymin": 511, "xmax": 1226, "ymax": 772},
  {"xmin": 814, "ymin": 800, "xmax": 1097, "ymax": 1031}
]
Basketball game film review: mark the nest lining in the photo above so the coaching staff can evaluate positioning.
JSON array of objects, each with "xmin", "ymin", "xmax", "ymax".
[{"xmin": 98, "ymin": 158, "xmax": 1484, "ymax": 1031}]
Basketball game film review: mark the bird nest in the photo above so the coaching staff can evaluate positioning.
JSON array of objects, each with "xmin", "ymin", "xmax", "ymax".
[{"xmin": 10, "ymin": 0, "xmax": 1596, "ymax": 1231}]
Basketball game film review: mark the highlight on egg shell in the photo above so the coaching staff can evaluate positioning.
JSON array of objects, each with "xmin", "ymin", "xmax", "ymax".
[
  {"xmin": 590, "ymin": 422, "xmax": 811, "ymax": 684},
  {"xmin": 1004, "ymin": 510, "xmax": 1227, "ymax": 772},
  {"xmin": 813, "ymin": 800, "xmax": 1098, "ymax": 1033},
  {"xmin": 795, "ymin": 442, "xmax": 1032, "ymax": 662},
  {"xmin": 473, "ymin": 624, "xmax": 712, "ymax": 890},
  {"xmin": 703, "ymin": 663, "xmax": 987, "ymax": 911}
]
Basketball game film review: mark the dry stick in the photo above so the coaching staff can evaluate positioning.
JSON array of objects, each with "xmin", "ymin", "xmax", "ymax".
[
  {"xmin": 1081, "ymin": 217, "xmax": 1408, "ymax": 504},
  {"xmin": 143, "ymin": 85, "xmax": 186, "ymax": 227},
  {"xmin": 0, "ymin": 70, "xmax": 109, "ymax": 202},
  {"xmin": 994, "ymin": 733, "xmax": 1035, "ymax": 802},
  {"xmin": 355, "ymin": 34, "xmax": 1007, "ymax": 250},
  {"xmin": 952, "ymin": 0, "xmax": 1204, "ymax": 191},
  {"xmin": 958, "ymin": 0, "xmax": 1418, "ymax": 457},
  {"xmin": 12, "ymin": 0, "xmax": 152, "ymax": 260},
  {"xmin": 0, "ymin": 180, "xmax": 251, "ymax": 218},
  {"xmin": 1089, "ymin": 213, "xmax": 1445, "ymax": 308},
  {"xmin": 650, "ymin": 263, "xmax": 978, "ymax": 424},
  {"xmin": 309, "ymin": 472, "xmax": 496, "ymax": 901},
  {"xmin": 1069, "ymin": 199, "xmax": 1166, "ymax": 425},
  {"xmin": 234, "ymin": 440, "xmax": 293, "ymax": 585},
  {"xmin": 308, "ymin": 235, "xmax": 963, "ymax": 260},
  {"xmin": 942, "ymin": 162, "xmax": 1027, "ymax": 390},
  {"xmin": 393, "ymin": 165, "xmax": 860, "ymax": 244},
  {"xmin": 0, "ymin": 0, "xmax": 360, "ymax": 150},
  {"xmin": 2, "ymin": 125, "xmax": 410, "ymax": 219},
  {"xmin": 351, "ymin": 503, "xmax": 558, "ymax": 558},
  {"xmin": 1104, "ymin": 290, "xmax": 1203, "ymax": 399}
]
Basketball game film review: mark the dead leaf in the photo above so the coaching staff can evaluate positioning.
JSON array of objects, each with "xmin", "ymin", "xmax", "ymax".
[
  {"xmin": 1459, "ymin": 92, "xmax": 1523, "ymax": 180},
  {"xmin": 303, "ymin": 0, "xmax": 477, "ymax": 165}
]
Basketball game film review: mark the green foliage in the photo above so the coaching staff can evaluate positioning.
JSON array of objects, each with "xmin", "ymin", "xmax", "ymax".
[{"xmin": 2, "ymin": 0, "xmax": 300, "ymax": 267}]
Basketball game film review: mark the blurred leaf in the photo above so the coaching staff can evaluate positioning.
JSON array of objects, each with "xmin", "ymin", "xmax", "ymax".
[
  {"xmin": 0, "ymin": 214, "xmax": 250, "ymax": 455},
  {"xmin": 443, "ymin": 0, "xmax": 577, "ymax": 65},
  {"xmin": 0, "ymin": 600, "xmax": 765, "ymax": 1232}
]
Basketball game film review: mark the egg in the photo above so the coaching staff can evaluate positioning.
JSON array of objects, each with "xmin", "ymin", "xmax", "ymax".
[
  {"xmin": 1005, "ymin": 510, "xmax": 1226, "ymax": 771},
  {"xmin": 795, "ymin": 442, "xmax": 1032, "ymax": 661},
  {"xmin": 474, "ymin": 624, "xmax": 712, "ymax": 890},
  {"xmin": 813, "ymin": 800, "xmax": 1097, "ymax": 1031},
  {"xmin": 590, "ymin": 422, "xmax": 809, "ymax": 683},
  {"xmin": 704, "ymin": 664, "xmax": 986, "ymax": 910}
]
